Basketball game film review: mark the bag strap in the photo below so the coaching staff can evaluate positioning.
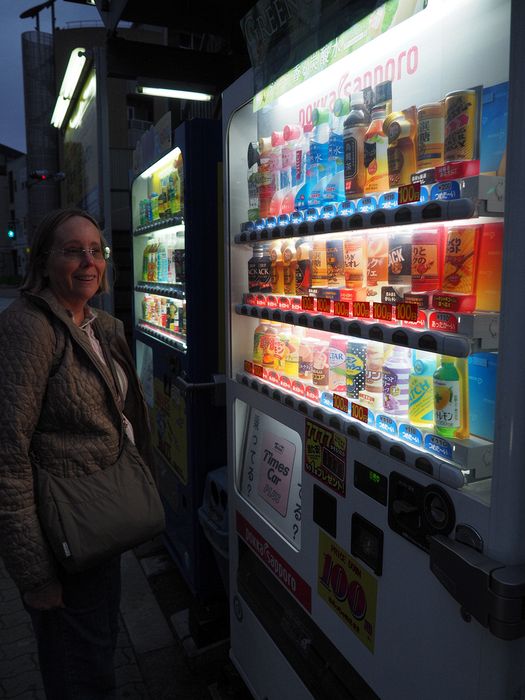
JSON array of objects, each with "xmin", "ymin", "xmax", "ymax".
[{"xmin": 93, "ymin": 319, "xmax": 126, "ymax": 449}]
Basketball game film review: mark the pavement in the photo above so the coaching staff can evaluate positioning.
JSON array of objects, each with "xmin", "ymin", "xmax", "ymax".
[
  {"xmin": 0, "ymin": 537, "xmax": 252, "ymax": 700},
  {"xmin": 0, "ymin": 288, "xmax": 252, "ymax": 700}
]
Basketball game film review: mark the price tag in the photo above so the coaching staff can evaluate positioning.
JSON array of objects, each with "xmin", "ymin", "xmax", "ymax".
[
  {"xmin": 395, "ymin": 302, "xmax": 419, "ymax": 322},
  {"xmin": 334, "ymin": 300, "xmax": 350, "ymax": 317},
  {"xmin": 351, "ymin": 402, "xmax": 369, "ymax": 424},
  {"xmin": 316, "ymin": 297, "xmax": 332, "ymax": 314},
  {"xmin": 353, "ymin": 301, "xmax": 371, "ymax": 318},
  {"xmin": 333, "ymin": 393, "xmax": 349, "ymax": 413},
  {"xmin": 253, "ymin": 364, "xmax": 264, "ymax": 378},
  {"xmin": 428, "ymin": 312, "xmax": 458, "ymax": 333},
  {"xmin": 301, "ymin": 296, "xmax": 315, "ymax": 311},
  {"xmin": 244, "ymin": 360, "xmax": 253, "ymax": 374},
  {"xmin": 373, "ymin": 302, "xmax": 393, "ymax": 321},
  {"xmin": 398, "ymin": 182, "xmax": 421, "ymax": 204}
]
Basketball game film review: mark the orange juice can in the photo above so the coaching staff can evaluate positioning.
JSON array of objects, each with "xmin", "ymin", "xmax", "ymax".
[{"xmin": 444, "ymin": 90, "xmax": 477, "ymax": 162}]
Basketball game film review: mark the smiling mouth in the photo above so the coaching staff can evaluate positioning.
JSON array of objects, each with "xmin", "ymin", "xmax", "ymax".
[{"xmin": 75, "ymin": 276, "xmax": 97, "ymax": 282}]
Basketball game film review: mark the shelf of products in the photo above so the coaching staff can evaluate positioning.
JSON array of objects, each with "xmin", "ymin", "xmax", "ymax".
[
  {"xmin": 137, "ymin": 320, "xmax": 187, "ymax": 352},
  {"xmin": 135, "ymin": 282, "xmax": 185, "ymax": 300}
]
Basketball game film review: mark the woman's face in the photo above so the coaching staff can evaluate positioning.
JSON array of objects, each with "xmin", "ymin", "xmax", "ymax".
[{"xmin": 44, "ymin": 215, "xmax": 106, "ymax": 310}]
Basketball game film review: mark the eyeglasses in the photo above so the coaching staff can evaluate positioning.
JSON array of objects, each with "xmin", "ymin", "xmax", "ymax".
[{"xmin": 46, "ymin": 246, "xmax": 111, "ymax": 261}]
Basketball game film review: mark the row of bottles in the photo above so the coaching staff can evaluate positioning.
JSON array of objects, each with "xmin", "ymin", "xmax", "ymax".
[
  {"xmin": 252, "ymin": 321, "xmax": 469, "ymax": 439},
  {"xmin": 138, "ymin": 163, "xmax": 183, "ymax": 226},
  {"xmin": 248, "ymin": 81, "xmax": 479, "ymax": 219},
  {"xmin": 247, "ymin": 223, "xmax": 485, "ymax": 304},
  {"xmin": 142, "ymin": 234, "xmax": 185, "ymax": 284},
  {"xmin": 141, "ymin": 294, "xmax": 186, "ymax": 335}
]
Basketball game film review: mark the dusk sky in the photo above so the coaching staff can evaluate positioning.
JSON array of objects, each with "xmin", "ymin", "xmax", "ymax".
[{"xmin": 0, "ymin": 0, "xmax": 102, "ymax": 154}]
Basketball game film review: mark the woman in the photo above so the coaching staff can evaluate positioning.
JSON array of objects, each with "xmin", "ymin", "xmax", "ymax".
[{"xmin": 0, "ymin": 208, "xmax": 157, "ymax": 699}]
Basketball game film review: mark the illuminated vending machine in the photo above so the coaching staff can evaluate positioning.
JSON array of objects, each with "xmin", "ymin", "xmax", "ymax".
[
  {"xmin": 223, "ymin": 1, "xmax": 525, "ymax": 697},
  {"xmin": 132, "ymin": 118, "xmax": 226, "ymax": 598}
]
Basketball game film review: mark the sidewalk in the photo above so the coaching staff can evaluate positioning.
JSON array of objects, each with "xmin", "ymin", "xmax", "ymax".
[{"xmin": 0, "ymin": 538, "xmax": 250, "ymax": 699}]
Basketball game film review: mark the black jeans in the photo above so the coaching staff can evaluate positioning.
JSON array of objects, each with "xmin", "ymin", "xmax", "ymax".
[{"xmin": 25, "ymin": 556, "xmax": 121, "ymax": 700}]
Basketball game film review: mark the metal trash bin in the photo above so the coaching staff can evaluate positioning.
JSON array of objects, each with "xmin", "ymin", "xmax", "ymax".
[{"xmin": 198, "ymin": 466, "xmax": 229, "ymax": 595}]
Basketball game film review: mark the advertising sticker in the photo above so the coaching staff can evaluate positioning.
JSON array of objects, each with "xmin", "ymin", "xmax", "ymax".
[
  {"xmin": 318, "ymin": 531, "xmax": 377, "ymax": 652},
  {"xmin": 305, "ymin": 420, "xmax": 347, "ymax": 497}
]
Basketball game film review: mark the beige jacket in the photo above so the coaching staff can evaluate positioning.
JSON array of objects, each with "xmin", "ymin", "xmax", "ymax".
[{"xmin": 0, "ymin": 288, "xmax": 154, "ymax": 592}]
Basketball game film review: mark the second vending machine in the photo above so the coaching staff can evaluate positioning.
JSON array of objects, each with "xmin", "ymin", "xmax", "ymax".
[
  {"xmin": 224, "ymin": 0, "xmax": 525, "ymax": 698},
  {"xmin": 131, "ymin": 119, "xmax": 226, "ymax": 599}
]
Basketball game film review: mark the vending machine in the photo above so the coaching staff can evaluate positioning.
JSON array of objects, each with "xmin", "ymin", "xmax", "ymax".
[
  {"xmin": 223, "ymin": 0, "xmax": 525, "ymax": 697},
  {"xmin": 131, "ymin": 118, "xmax": 226, "ymax": 599}
]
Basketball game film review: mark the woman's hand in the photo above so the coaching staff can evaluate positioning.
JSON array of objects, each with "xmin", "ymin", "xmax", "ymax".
[{"xmin": 24, "ymin": 580, "xmax": 64, "ymax": 610}]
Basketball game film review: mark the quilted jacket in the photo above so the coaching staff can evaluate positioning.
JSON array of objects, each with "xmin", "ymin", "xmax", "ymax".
[{"xmin": 0, "ymin": 288, "xmax": 154, "ymax": 593}]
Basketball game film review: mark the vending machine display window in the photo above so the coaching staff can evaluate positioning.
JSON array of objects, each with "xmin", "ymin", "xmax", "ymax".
[{"xmin": 132, "ymin": 147, "xmax": 186, "ymax": 351}]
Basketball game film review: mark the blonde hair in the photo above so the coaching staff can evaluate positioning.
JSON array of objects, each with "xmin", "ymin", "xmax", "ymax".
[{"xmin": 20, "ymin": 208, "xmax": 110, "ymax": 294}]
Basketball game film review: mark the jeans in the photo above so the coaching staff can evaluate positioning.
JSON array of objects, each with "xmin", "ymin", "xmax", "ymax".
[{"xmin": 25, "ymin": 556, "xmax": 121, "ymax": 700}]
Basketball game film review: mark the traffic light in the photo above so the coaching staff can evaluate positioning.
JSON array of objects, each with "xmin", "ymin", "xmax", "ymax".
[
  {"xmin": 29, "ymin": 170, "xmax": 50, "ymax": 180},
  {"xmin": 7, "ymin": 229, "xmax": 15, "ymax": 239}
]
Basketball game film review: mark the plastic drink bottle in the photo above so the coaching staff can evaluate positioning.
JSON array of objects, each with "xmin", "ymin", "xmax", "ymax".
[
  {"xmin": 364, "ymin": 342, "xmax": 384, "ymax": 409},
  {"xmin": 257, "ymin": 137, "xmax": 274, "ymax": 218},
  {"xmin": 366, "ymin": 232, "xmax": 388, "ymax": 299},
  {"xmin": 156, "ymin": 238, "xmax": 168, "ymax": 283},
  {"xmin": 343, "ymin": 91, "xmax": 370, "ymax": 198},
  {"xmin": 247, "ymin": 141, "xmax": 260, "ymax": 221},
  {"xmin": 364, "ymin": 104, "xmax": 389, "ymax": 194},
  {"xmin": 323, "ymin": 99, "xmax": 350, "ymax": 203},
  {"xmin": 294, "ymin": 124, "xmax": 316, "ymax": 210},
  {"xmin": 408, "ymin": 350, "xmax": 436, "ymax": 426},
  {"xmin": 299, "ymin": 337, "xmax": 319, "ymax": 382},
  {"xmin": 269, "ymin": 131, "xmax": 286, "ymax": 216},
  {"xmin": 329, "ymin": 336, "xmax": 348, "ymax": 393},
  {"xmin": 253, "ymin": 321, "xmax": 270, "ymax": 363},
  {"xmin": 433, "ymin": 356, "xmax": 461, "ymax": 438},
  {"xmin": 312, "ymin": 340, "xmax": 330, "ymax": 388},
  {"xmin": 382, "ymin": 346, "xmax": 411, "ymax": 419},
  {"xmin": 308, "ymin": 108, "xmax": 331, "ymax": 208},
  {"xmin": 346, "ymin": 339, "xmax": 367, "ymax": 399}
]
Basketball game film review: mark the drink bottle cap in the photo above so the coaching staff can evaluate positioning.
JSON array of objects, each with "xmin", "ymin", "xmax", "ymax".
[
  {"xmin": 312, "ymin": 107, "xmax": 330, "ymax": 125},
  {"xmin": 303, "ymin": 122, "xmax": 314, "ymax": 133},
  {"xmin": 271, "ymin": 130, "xmax": 285, "ymax": 147},
  {"xmin": 350, "ymin": 92, "xmax": 365, "ymax": 108},
  {"xmin": 333, "ymin": 98, "xmax": 350, "ymax": 117},
  {"xmin": 258, "ymin": 136, "xmax": 272, "ymax": 154},
  {"xmin": 374, "ymin": 80, "xmax": 392, "ymax": 106},
  {"xmin": 383, "ymin": 111, "xmax": 414, "ymax": 143},
  {"xmin": 283, "ymin": 124, "xmax": 302, "ymax": 141}
]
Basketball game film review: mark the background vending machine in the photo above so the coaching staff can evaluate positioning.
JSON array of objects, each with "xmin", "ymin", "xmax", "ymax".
[
  {"xmin": 224, "ymin": 1, "xmax": 525, "ymax": 698},
  {"xmin": 131, "ymin": 118, "xmax": 226, "ymax": 599}
]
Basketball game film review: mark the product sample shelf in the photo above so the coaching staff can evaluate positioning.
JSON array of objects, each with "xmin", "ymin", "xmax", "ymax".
[
  {"xmin": 134, "ymin": 282, "xmax": 185, "ymax": 300},
  {"xmin": 137, "ymin": 321, "xmax": 187, "ymax": 351},
  {"xmin": 235, "ymin": 304, "xmax": 499, "ymax": 357},
  {"xmin": 236, "ymin": 371, "xmax": 492, "ymax": 484},
  {"xmin": 133, "ymin": 214, "xmax": 184, "ymax": 236}
]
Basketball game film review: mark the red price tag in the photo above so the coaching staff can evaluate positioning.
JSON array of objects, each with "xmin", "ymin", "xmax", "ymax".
[
  {"xmin": 253, "ymin": 364, "xmax": 264, "ymax": 378},
  {"xmin": 351, "ymin": 402, "xmax": 369, "ymax": 424},
  {"xmin": 244, "ymin": 360, "xmax": 253, "ymax": 374},
  {"xmin": 333, "ymin": 393, "xmax": 349, "ymax": 413},
  {"xmin": 398, "ymin": 182, "xmax": 421, "ymax": 204},
  {"xmin": 334, "ymin": 300, "xmax": 350, "ymax": 317},
  {"xmin": 353, "ymin": 301, "xmax": 371, "ymax": 318},
  {"xmin": 373, "ymin": 302, "xmax": 393, "ymax": 321},
  {"xmin": 428, "ymin": 312, "xmax": 458, "ymax": 333},
  {"xmin": 395, "ymin": 302, "xmax": 418, "ymax": 322},
  {"xmin": 301, "ymin": 296, "xmax": 315, "ymax": 311},
  {"xmin": 316, "ymin": 297, "xmax": 332, "ymax": 314}
]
